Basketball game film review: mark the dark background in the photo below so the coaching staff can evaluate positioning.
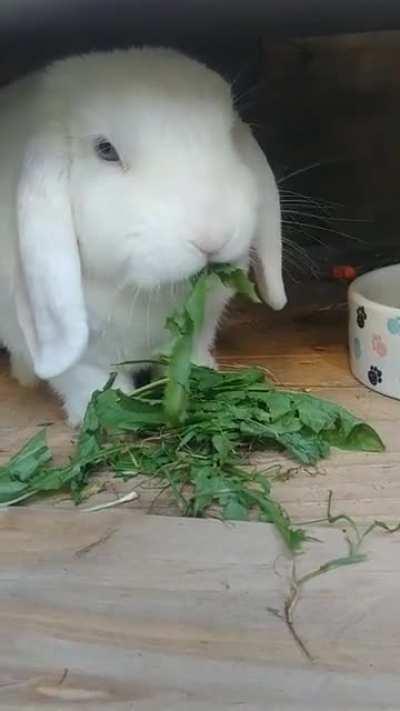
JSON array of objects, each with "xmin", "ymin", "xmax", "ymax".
[{"xmin": 1, "ymin": 1, "xmax": 400, "ymax": 289}]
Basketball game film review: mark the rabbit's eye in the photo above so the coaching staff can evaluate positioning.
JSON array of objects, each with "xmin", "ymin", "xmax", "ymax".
[{"xmin": 95, "ymin": 139, "xmax": 120, "ymax": 163}]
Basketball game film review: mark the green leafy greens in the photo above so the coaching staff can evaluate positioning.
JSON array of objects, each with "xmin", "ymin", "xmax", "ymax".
[
  {"xmin": 163, "ymin": 264, "xmax": 260, "ymax": 424},
  {"xmin": 0, "ymin": 265, "xmax": 384, "ymax": 551}
]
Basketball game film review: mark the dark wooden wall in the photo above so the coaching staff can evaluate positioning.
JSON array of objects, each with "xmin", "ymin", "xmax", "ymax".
[{"xmin": 255, "ymin": 31, "xmax": 400, "ymax": 280}]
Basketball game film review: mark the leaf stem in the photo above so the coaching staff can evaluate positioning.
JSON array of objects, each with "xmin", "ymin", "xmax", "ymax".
[
  {"xmin": 0, "ymin": 490, "xmax": 37, "ymax": 507},
  {"xmin": 132, "ymin": 377, "xmax": 168, "ymax": 398},
  {"xmin": 82, "ymin": 490, "xmax": 138, "ymax": 512}
]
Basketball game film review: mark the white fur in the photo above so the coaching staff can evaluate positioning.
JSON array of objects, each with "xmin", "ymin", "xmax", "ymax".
[{"xmin": 0, "ymin": 47, "xmax": 286, "ymax": 425}]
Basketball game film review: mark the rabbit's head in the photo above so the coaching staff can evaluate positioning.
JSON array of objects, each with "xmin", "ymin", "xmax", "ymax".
[{"xmin": 15, "ymin": 48, "xmax": 286, "ymax": 379}]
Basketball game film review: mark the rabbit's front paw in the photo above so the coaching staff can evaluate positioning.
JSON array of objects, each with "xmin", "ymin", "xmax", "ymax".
[
  {"xmin": 50, "ymin": 364, "xmax": 134, "ymax": 427},
  {"xmin": 192, "ymin": 350, "xmax": 217, "ymax": 370},
  {"xmin": 10, "ymin": 353, "xmax": 39, "ymax": 388},
  {"xmin": 66, "ymin": 401, "xmax": 90, "ymax": 428}
]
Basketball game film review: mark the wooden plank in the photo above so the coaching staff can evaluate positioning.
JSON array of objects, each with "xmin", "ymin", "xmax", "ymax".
[
  {"xmin": 1, "ymin": 302, "xmax": 400, "ymax": 705},
  {"xmin": 218, "ymin": 303, "xmax": 347, "ymax": 357},
  {"xmin": 220, "ymin": 352, "xmax": 356, "ymax": 387},
  {"xmin": 0, "ymin": 510, "xmax": 400, "ymax": 709}
]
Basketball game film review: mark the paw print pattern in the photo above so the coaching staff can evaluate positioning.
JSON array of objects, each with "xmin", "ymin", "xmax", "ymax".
[
  {"xmin": 356, "ymin": 306, "xmax": 367, "ymax": 329},
  {"xmin": 368, "ymin": 366, "xmax": 382, "ymax": 387},
  {"xmin": 372, "ymin": 334, "xmax": 387, "ymax": 358},
  {"xmin": 387, "ymin": 317, "xmax": 400, "ymax": 335}
]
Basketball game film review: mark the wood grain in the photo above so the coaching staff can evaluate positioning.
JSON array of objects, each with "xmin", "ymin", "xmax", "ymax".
[
  {"xmin": 1, "ymin": 510, "xmax": 400, "ymax": 709},
  {"xmin": 1, "ymin": 302, "xmax": 400, "ymax": 706}
]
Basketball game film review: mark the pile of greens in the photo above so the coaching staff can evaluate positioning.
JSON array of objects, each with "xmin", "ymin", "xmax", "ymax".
[{"xmin": 0, "ymin": 266, "xmax": 384, "ymax": 551}]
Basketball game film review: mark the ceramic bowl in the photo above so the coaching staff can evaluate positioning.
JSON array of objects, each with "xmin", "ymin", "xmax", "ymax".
[{"xmin": 348, "ymin": 264, "xmax": 400, "ymax": 399}]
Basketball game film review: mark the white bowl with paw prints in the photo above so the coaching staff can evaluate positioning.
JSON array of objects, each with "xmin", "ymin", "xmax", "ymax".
[{"xmin": 349, "ymin": 264, "xmax": 400, "ymax": 399}]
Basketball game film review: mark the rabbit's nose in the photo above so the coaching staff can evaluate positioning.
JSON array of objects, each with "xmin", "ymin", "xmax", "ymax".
[{"xmin": 190, "ymin": 234, "xmax": 229, "ymax": 258}]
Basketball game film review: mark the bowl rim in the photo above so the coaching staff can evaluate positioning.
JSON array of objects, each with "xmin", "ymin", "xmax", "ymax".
[{"xmin": 348, "ymin": 263, "xmax": 400, "ymax": 315}]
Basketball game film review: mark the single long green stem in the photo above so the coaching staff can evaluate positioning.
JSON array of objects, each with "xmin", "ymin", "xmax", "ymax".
[{"xmin": 132, "ymin": 377, "xmax": 168, "ymax": 398}]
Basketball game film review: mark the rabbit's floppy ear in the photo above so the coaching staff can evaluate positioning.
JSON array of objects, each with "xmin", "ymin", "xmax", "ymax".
[
  {"xmin": 15, "ymin": 129, "xmax": 88, "ymax": 379},
  {"xmin": 234, "ymin": 121, "xmax": 287, "ymax": 310}
]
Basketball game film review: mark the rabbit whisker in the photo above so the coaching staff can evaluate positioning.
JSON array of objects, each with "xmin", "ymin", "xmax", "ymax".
[
  {"xmin": 281, "ymin": 219, "xmax": 365, "ymax": 244},
  {"xmin": 278, "ymin": 162, "xmax": 324, "ymax": 184},
  {"xmin": 282, "ymin": 209, "xmax": 371, "ymax": 224},
  {"xmin": 279, "ymin": 188, "xmax": 345, "ymax": 210}
]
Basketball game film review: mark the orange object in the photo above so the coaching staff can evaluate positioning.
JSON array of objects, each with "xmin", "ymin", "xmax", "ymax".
[{"xmin": 331, "ymin": 265, "xmax": 358, "ymax": 281}]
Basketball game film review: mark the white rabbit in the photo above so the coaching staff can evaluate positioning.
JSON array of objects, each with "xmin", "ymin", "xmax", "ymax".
[{"xmin": 0, "ymin": 47, "xmax": 286, "ymax": 425}]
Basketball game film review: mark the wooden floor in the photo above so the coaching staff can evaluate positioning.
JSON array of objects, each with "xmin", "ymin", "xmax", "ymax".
[{"xmin": 1, "ymin": 297, "xmax": 400, "ymax": 709}]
